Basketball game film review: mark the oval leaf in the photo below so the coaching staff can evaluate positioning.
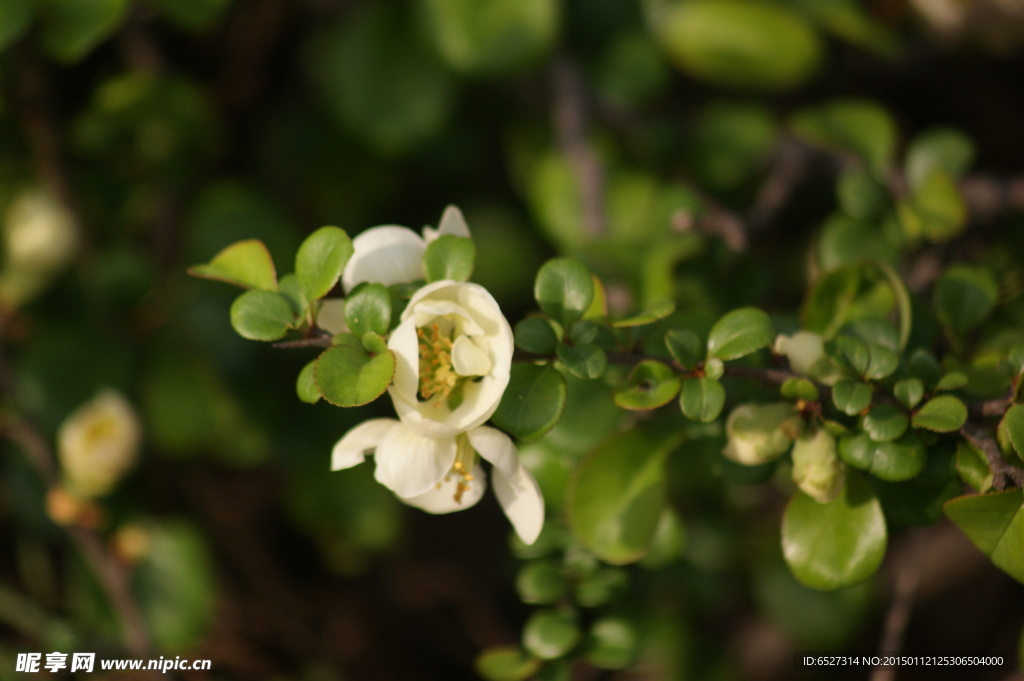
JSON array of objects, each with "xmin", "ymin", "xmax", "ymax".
[
  {"xmin": 706, "ymin": 307, "xmax": 774, "ymax": 361},
  {"xmin": 944, "ymin": 489, "xmax": 1024, "ymax": 584},
  {"xmin": 296, "ymin": 226, "xmax": 354, "ymax": 301},
  {"xmin": 831, "ymin": 379, "xmax": 872, "ymax": 416},
  {"xmin": 491, "ymin": 363, "xmax": 567, "ymax": 441},
  {"xmin": 475, "ymin": 646, "xmax": 541, "ymax": 681},
  {"xmin": 679, "ymin": 377, "xmax": 725, "ymax": 423},
  {"xmin": 296, "ymin": 360, "xmax": 320, "ymax": 404},
  {"xmin": 523, "ymin": 610, "xmax": 581, "ymax": 661},
  {"xmin": 912, "ymin": 395, "xmax": 967, "ymax": 433},
  {"xmin": 315, "ymin": 345, "xmax": 395, "ymax": 407},
  {"xmin": 613, "ymin": 360, "xmax": 680, "ymax": 411},
  {"xmin": 556, "ymin": 342, "xmax": 607, "ymax": 380},
  {"xmin": 535, "ymin": 258, "xmax": 594, "ymax": 327},
  {"xmin": 838, "ymin": 433, "xmax": 926, "ymax": 482},
  {"xmin": 862, "ymin": 403, "xmax": 909, "ymax": 443},
  {"xmin": 782, "ymin": 472, "xmax": 887, "ymax": 590},
  {"xmin": 188, "ymin": 239, "xmax": 277, "ymax": 291},
  {"xmin": 229, "ymin": 290, "xmax": 296, "ymax": 341},
  {"xmin": 343, "ymin": 282, "xmax": 391, "ymax": 338},
  {"xmin": 423, "ymin": 234, "xmax": 475, "ymax": 283}
]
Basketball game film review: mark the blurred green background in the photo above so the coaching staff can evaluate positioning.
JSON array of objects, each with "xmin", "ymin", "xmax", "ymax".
[{"xmin": 1, "ymin": 0, "xmax": 1024, "ymax": 679}]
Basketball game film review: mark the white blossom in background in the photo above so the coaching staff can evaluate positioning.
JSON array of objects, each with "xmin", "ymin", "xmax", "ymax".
[
  {"xmin": 57, "ymin": 390, "xmax": 141, "ymax": 498},
  {"xmin": 790, "ymin": 428, "xmax": 844, "ymax": 503},
  {"xmin": 0, "ymin": 188, "xmax": 78, "ymax": 306},
  {"xmin": 773, "ymin": 331, "xmax": 838, "ymax": 385},
  {"xmin": 341, "ymin": 204, "xmax": 470, "ymax": 292}
]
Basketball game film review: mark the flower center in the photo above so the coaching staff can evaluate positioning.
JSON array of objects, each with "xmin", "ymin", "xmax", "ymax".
[{"xmin": 417, "ymin": 322, "xmax": 459, "ymax": 405}]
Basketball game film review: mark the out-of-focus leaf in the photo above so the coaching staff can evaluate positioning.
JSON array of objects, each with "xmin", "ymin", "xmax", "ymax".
[
  {"xmin": 898, "ymin": 170, "xmax": 966, "ymax": 243},
  {"xmin": 514, "ymin": 317, "xmax": 560, "ymax": 355},
  {"xmin": 0, "ymin": 0, "xmax": 32, "ymax": 50},
  {"xmin": 838, "ymin": 432, "xmax": 925, "ymax": 482},
  {"xmin": 613, "ymin": 360, "xmax": 680, "ymax": 410},
  {"xmin": 40, "ymin": 0, "xmax": 129, "ymax": 62},
  {"xmin": 585, "ymin": 617, "xmax": 639, "ymax": 670},
  {"xmin": 523, "ymin": 610, "xmax": 581, "ymax": 660},
  {"xmin": 556, "ymin": 343, "xmax": 607, "ymax": 380},
  {"xmin": 296, "ymin": 360, "xmax": 320, "ymax": 404},
  {"xmin": 687, "ymin": 100, "xmax": 776, "ymax": 190},
  {"xmin": 905, "ymin": 127, "xmax": 974, "ymax": 189},
  {"xmin": 150, "ymin": 0, "xmax": 230, "ymax": 31},
  {"xmin": 912, "ymin": 395, "xmax": 967, "ymax": 433},
  {"xmin": 791, "ymin": 99, "xmax": 895, "ymax": 176},
  {"xmin": 535, "ymin": 258, "xmax": 594, "ymax": 327},
  {"xmin": 933, "ymin": 265, "xmax": 999, "ymax": 340},
  {"xmin": 679, "ymin": 377, "xmax": 725, "ymax": 423},
  {"xmin": 944, "ymin": 490, "xmax": 1024, "ymax": 584},
  {"xmin": 475, "ymin": 646, "xmax": 541, "ymax": 681},
  {"xmin": 862, "ymin": 404, "xmax": 909, "ymax": 442},
  {"xmin": 423, "ymin": 234, "xmax": 475, "ymax": 283},
  {"xmin": 831, "ymin": 379, "xmax": 872, "ymax": 416},
  {"xmin": 706, "ymin": 307, "xmax": 774, "ymax": 360}
]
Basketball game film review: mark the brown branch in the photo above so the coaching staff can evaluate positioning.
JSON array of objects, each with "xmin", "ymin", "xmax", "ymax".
[
  {"xmin": 272, "ymin": 336, "xmax": 334, "ymax": 350},
  {"xmin": 959, "ymin": 423, "xmax": 1024, "ymax": 490},
  {"xmin": 871, "ymin": 532, "xmax": 921, "ymax": 681},
  {"xmin": 552, "ymin": 57, "xmax": 607, "ymax": 238}
]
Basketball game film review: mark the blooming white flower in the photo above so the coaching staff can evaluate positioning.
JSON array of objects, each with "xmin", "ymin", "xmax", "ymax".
[
  {"xmin": 57, "ymin": 390, "xmax": 141, "ymax": 498},
  {"xmin": 341, "ymin": 204, "xmax": 471, "ymax": 292},
  {"xmin": 331, "ymin": 419, "xmax": 544, "ymax": 544}
]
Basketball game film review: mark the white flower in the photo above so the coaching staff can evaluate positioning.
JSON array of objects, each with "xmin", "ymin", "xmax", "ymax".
[
  {"xmin": 791, "ymin": 428, "xmax": 844, "ymax": 503},
  {"xmin": 331, "ymin": 419, "xmax": 544, "ymax": 544},
  {"xmin": 4, "ymin": 188, "xmax": 77, "ymax": 272},
  {"xmin": 341, "ymin": 205, "xmax": 471, "ymax": 292},
  {"xmin": 388, "ymin": 279, "xmax": 513, "ymax": 439},
  {"xmin": 57, "ymin": 390, "xmax": 141, "ymax": 498},
  {"xmin": 723, "ymin": 402, "xmax": 799, "ymax": 466}
]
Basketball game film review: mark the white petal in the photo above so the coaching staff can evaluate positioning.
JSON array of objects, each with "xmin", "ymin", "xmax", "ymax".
[
  {"xmin": 399, "ymin": 464, "xmax": 486, "ymax": 513},
  {"xmin": 388, "ymin": 318, "xmax": 421, "ymax": 409},
  {"xmin": 452, "ymin": 336, "xmax": 491, "ymax": 377},
  {"xmin": 492, "ymin": 460, "xmax": 545, "ymax": 545},
  {"xmin": 438, "ymin": 205, "xmax": 472, "ymax": 238},
  {"xmin": 374, "ymin": 424, "xmax": 457, "ymax": 497},
  {"xmin": 331, "ymin": 418, "xmax": 397, "ymax": 470},
  {"xmin": 411, "ymin": 300, "xmax": 485, "ymax": 337},
  {"xmin": 342, "ymin": 225, "xmax": 425, "ymax": 292},
  {"xmin": 316, "ymin": 298, "xmax": 348, "ymax": 335},
  {"xmin": 466, "ymin": 426, "xmax": 519, "ymax": 481}
]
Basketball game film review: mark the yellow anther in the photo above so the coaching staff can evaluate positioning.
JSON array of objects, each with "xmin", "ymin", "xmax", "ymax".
[{"xmin": 417, "ymin": 323, "xmax": 459, "ymax": 406}]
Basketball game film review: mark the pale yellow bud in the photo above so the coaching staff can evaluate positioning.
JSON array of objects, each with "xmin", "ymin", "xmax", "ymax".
[
  {"xmin": 57, "ymin": 390, "xmax": 141, "ymax": 498},
  {"xmin": 723, "ymin": 402, "xmax": 799, "ymax": 466},
  {"xmin": 4, "ymin": 188, "xmax": 77, "ymax": 273},
  {"xmin": 791, "ymin": 428, "xmax": 844, "ymax": 503},
  {"xmin": 773, "ymin": 331, "xmax": 837, "ymax": 384}
]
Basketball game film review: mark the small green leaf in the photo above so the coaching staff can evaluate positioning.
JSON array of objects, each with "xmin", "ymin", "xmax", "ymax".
[
  {"xmin": 569, "ymin": 321, "xmax": 599, "ymax": 345},
  {"xmin": 836, "ymin": 168, "xmax": 888, "ymax": 219},
  {"xmin": 514, "ymin": 317, "xmax": 560, "ymax": 355},
  {"xmin": 41, "ymin": 0, "xmax": 129, "ymax": 62},
  {"xmin": 188, "ymin": 239, "xmax": 278, "ymax": 291},
  {"xmin": 665, "ymin": 328, "xmax": 702, "ymax": 368},
  {"xmin": 898, "ymin": 170, "xmax": 966, "ymax": 243},
  {"xmin": 944, "ymin": 489, "xmax": 1024, "ymax": 584},
  {"xmin": 278, "ymin": 274, "xmax": 310, "ymax": 318},
  {"xmin": 905, "ymin": 127, "xmax": 974, "ymax": 189},
  {"xmin": 679, "ymin": 377, "xmax": 725, "ymax": 423},
  {"xmin": 361, "ymin": 332, "xmax": 388, "ymax": 355},
  {"xmin": 423, "ymin": 234, "xmax": 475, "ymax": 282},
  {"xmin": 706, "ymin": 307, "xmax": 774, "ymax": 361},
  {"xmin": 523, "ymin": 610, "xmax": 581, "ymax": 661},
  {"xmin": 585, "ymin": 618, "xmax": 638, "ymax": 670},
  {"xmin": 838, "ymin": 433, "xmax": 925, "ymax": 482},
  {"xmin": 832, "ymin": 336, "xmax": 870, "ymax": 375},
  {"xmin": 935, "ymin": 371, "xmax": 968, "ymax": 391},
  {"xmin": 791, "ymin": 99, "xmax": 895, "ymax": 176},
  {"xmin": 556, "ymin": 343, "xmax": 607, "ymax": 380},
  {"xmin": 535, "ymin": 258, "xmax": 594, "ymax": 327},
  {"xmin": 475, "ymin": 646, "xmax": 541, "ymax": 681},
  {"xmin": 612, "ymin": 300, "xmax": 675, "ymax": 328},
  {"xmin": 573, "ymin": 567, "xmax": 627, "ymax": 607},
  {"xmin": 862, "ymin": 404, "xmax": 909, "ymax": 442},
  {"xmin": 491, "ymin": 364, "xmax": 567, "ymax": 440},
  {"xmin": 780, "ymin": 378, "xmax": 819, "ymax": 402},
  {"xmin": 614, "ymin": 361, "xmax": 680, "ymax": 411},
  {"xmin": 516, "ymin": 561, "xmax": 568, "ymax": 605},
  {"xmin": 0, "ymin": 0, "xmax": 33, "ymax": 51},
  {"xmin": 1003, "ymin": 404, "xmax": 1024, "ymax": 461},
  {"xmin": 864, "ymin": 343, "xmax": 898, "ymax": 380},
  {"xmin": 955, "ymin": 441, "xmax": 992, "ymax": 493},
  {"xmin": 315, "ymin": 345, "xmax": 395, "ymax": 407},
  {"xmin": 894, "ymin": 378, "xmax": 924, "ymax": 409},
  {"xmin": 912, "ymin": 395, "xmax": 967, "ymax": 433},
  {"xmin": 295, "ymin": 226, "xmax": 353, "ymax": 301},
  {"xmin": 229, "ymin": 290, "xmax": 296, "ymax": 341},
  {"xmin": 343, "ymin": 282, "xmax": 391, "ymax": 338},
  {"xmin": 704, "ymin": 358, "xmax": 724, "ymax": 380},
  {"xmin": 782, "ymin": 472, "xmax": 887, "ymax": 589},
  {"xmin": 832, "ymin": 379, "xmax": 872, "ymax": 416},
  {"xmin": 567, "ymin": 430, "xmax": 680, "ymax": 564},
  {"xmin": 933, "ymin": 265, "xmax": 999, "ymax": 339},
  {"xmin": 296, "ymin": 360, "xmax": 320, "ymax": 404}
]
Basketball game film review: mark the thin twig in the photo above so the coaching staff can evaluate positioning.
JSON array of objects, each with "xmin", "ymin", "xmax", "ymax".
[
  {"xmin": 272, "ymin": 336, "xmax": 334, "ymax": 350},
  {"xmin": 552, "ymin": 57, "xmax": 607, "ymax": 238},
  {"xmin": 960, "ymin": 422, "xmax": 1024, "ymax": 490}
]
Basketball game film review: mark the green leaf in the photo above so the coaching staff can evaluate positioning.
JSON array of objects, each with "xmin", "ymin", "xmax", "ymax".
[
  {"xmin": 475, "ymin": 646, "xmax": 541, "ymax": 681},
  {"xmin": 664, "ymin": 328, "xmax": 702, "ymax": 368},
  {"xmin": 516, "ymin": 561, "xmax": 568, "ymax": 605},
  {"xmin": 832, "ymin": 335, "xmax": 869, "ymax": 375},
  {"xmin": 791, "ymin": 99, "xmax": 895, "ymax": 176},
  {"xmin": 296, "ymin": 361, "xmax": 320, "ymax": 404},
  {"xmin": 802, "ymin": 266, "xmax": 895, "ymax": 339},
  {"xmin": 836, "ymin": 168, "xmax": 888, "ymax": 219},
  {"xmin": 514, "ymin": 317, "xmax": 560, "ymax": 355},
  {"xmin": 343, "ymin": 283, "xmax": 391, "ymax": 338},
  {"xmin": 653, "ymin": 0, "xmax": 822, "ymax": 91},
  {"xmin": 894, "ymin": 378, "xmax": 924, "ymax": 409},
  {"xmin": 229, "ymin": 290, "xmax": 296, "ymax": 341},
  {"xmin": 831, "ymin": 379, "xmax": 872, "ymax": 416},
  {"xmin": 40, "ymin": 0, "xmax": 129, "ymax": 62},
  {"xmin": 0, "ymin": 0, "xmax": 32, "ymax": 51},
  {"xmin": 944, "ymin": 489, "xmax": 1024, "ymax": 584},
  {"xmin": 912, "ymin": 395, "xmax": 967, "ymax": 433},
  {"xmin": 687, "ymin": 100, "xmax": 776, "ymax": 191},
  {"xmin": 295, "ymin": 226, "xmax": 353, "ymax": 301},
  {"xmin": 423, "ymin": 0, "xmax": 559, "ymax": 76},
  {"xmin": 955, "ymin": 441, "xmax": 993, "ymax": 493},
  {"xmin": 188, "ymin": 239, "xmax": 278, "ymax": 291},
  {"xmin": 782, "ymin": 473, "xmax": 887, "ymax": 589},
  {"xmin": 1004, "ymin": 404, "xmax": 1024, "ymax": 459},
  {"xmin": 149, "ymin": 0, "xmax": 230, "ymax": 31},
  {"xmin": 905, "ymin": 127, "xmax": 974, "ymax": 189},
  {"xmin": 611, "ymin": 300, "xmax": 676, "ymax": 328},
  {"xmin": 535, "ymin": 258, "xmax": 594, "ymax": 327},
  {"xmin": 567, "ymin": 430, "xmax": 680, "ymax": 564},
  {"xmin": 862, "ymin": 404, "xmax": 909, "ymax": 442},
  {"xmin": 491, "ymin": 364, "xmax": 567, "ymax": 440},
  {"xmin": 585, "ymin": 618, "xmax": 638, "ymax": 670},
  {"xmin": 935, "ymin": 371, "xmax": 968, "ymax": 391},
  {"xmin": 523, "ymin": 610, "xmax": 581, "ymax": 660},
  {"xmin": 864, "ymin": 343, "xmax": 898, "ymax": 380},
  {"xmin": 278, "ymin": 274, "xmax": 310, "ymax": 319},
  {"xmin": 933, "ymin": 265, "xmax": 999, "ymax": 339},
  {"xmin": 838, "ymin": 432, "xmax": 925, "ymax": 482},
  {"xmin": 706, "ymin": 307, "xmax": 774, "ymax": 361},
  {"xmin": 898, "ymin": 170, "xmax": 966, "ymax": 243},
  {"xmin": 679, "ymin": 377, "xmax": 725, "ymax": 423},
  {"xmin": 573, "ymin": 567, "xmax": 627, "ymax": 607},
  {"xmin": 422, "ymin": 234, "xmax": 475, "ymax": 283},
  {"xmin": 315, "ymin": 345, "xmax": 395, "ymax": 407},
  {"xmin": 781, "ymin": 378, "xmax": 820, "ymax": 402},
  {"xmin": 613, "ymin": 361, "xmax": 680, "ymax": 411},
  {"xmin": 556, "ymin": 343, "xmax": 607, "ymax": 380}
]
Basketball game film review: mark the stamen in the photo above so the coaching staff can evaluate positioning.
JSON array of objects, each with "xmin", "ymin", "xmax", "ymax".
[
  {"xmin": 417, "ymin": 322, "xmax": 460, "ymax": 407},
  {"xmin": 451, "ymin": 436, "xmax": 477, "ymax": 504}
]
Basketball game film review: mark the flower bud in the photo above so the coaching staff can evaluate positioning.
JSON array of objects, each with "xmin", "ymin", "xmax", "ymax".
[
  {"xmin": 773, "ymin": 331, "xmax": 836, "ymax": 384},
  {"xmin": 4, "ymin": 188, "xmax": 77, "ymax": 273},
  {"xmin": 791, "ymin": 428, "xmax": 844, "ymax": 503},
  {"xmin": 723, "ymin": 402, "xmax": 799, "ymax": 465},
  {"xmin": 57, "ymin": 390, "xmax": 141, "ymax": 498}
]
